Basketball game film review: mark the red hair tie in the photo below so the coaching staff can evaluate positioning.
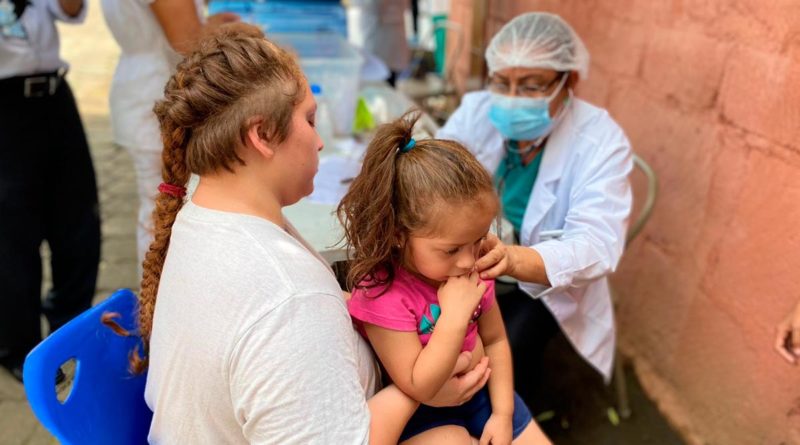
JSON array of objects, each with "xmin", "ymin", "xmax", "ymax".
[{"xmin": 158, "ymin": 183, "xmax": 186, "ymax": 198}]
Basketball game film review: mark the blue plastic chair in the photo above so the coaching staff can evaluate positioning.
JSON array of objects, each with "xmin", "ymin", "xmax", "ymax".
[{"xmin": 23, "ymin": 288, "xmax": 153, "ymax": 445}]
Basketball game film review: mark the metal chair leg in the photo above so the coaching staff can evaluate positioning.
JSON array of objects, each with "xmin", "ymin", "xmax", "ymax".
[{"xmin": 614, "ymin": 349, "xmax": 632, "ymax": 419}]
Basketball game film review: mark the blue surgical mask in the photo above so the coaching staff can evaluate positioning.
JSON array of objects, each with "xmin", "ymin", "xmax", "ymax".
[{"xmin": 488, "ymin": 75, "xmax": 568, "ymax": 141}]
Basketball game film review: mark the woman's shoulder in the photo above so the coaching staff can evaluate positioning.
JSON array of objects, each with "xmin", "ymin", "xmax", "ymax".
[{"xmin": 171, "ymin": 204, "xmax": 341, "ymax": 297}]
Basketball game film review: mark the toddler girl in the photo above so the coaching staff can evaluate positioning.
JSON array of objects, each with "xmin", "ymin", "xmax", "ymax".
[{"xmin": 338, "ymin": 112, "xmax": 551, "ymax": 444}]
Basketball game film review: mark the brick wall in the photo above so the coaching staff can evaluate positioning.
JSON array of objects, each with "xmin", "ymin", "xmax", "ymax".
[{"xmin": 447, "ymin": 1, "xmax": 800, "ymax": 444}]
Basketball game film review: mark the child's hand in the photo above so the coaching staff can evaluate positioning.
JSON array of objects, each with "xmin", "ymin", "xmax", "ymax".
[
  {"xmin": 475, "ymin": 233, "xmax": 515, "ymax": 280},
  {"xmin": 479, "ymin": 413, "xmax": 513, "ymax": 445},
  {"xmin": 437, "ymin": 272, "xmax": 486, "ymax": 323}
]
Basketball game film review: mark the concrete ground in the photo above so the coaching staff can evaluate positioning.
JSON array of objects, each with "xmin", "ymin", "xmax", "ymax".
[{"xmin": 0, "ymin": 2, "xmax": 686, "ymax": 443}]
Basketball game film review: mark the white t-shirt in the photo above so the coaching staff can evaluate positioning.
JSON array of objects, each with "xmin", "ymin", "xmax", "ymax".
[
  {"xmin": 145, "ymin": 201, "xmax": 376, "ymax": 444},
  {"xmin": 100, "ymin": 0, "xmax": 203, "ymax": 150},
  {"xmin": 0, "ymin": 0, "xmax": 86, "ymax": 79}
]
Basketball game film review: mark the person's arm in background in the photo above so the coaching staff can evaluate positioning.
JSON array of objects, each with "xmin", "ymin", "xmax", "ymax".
[
  {"xmin": 57, "ymin": 0, "xmax": 83, "ymax": 17},
  {"xmin": 775, "ymin": 299, "xmax": 800, "ymax": 364},
  {"xmin": 50, "ymin": 0, "xmax": 86, "ymax": 22},
  {"xmin": 150, "ymin": 0, "xmax": 239, "ymax": 55}
]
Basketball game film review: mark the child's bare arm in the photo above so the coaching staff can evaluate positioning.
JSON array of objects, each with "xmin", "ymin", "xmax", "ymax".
[
  {"xmin": 364, "ymin": 273, "xmax": 486, "ymax": 401},
  {"xmin": 364, "ymin": 320, "xmax": 468, "ymax": 401},
  {"xmin": 478, "ymin": 304, "xmax": 515, "ymax": 418}
]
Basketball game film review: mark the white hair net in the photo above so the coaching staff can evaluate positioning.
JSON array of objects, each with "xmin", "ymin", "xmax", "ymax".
[{"xmin": 485, "ymin": 12, "xmax": 590, "ymax": 80}]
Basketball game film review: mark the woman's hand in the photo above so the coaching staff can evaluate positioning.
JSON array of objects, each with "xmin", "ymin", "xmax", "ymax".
[
  {"xmin": 775, "ymin": 300, "xmax": 800, "ymax": 364},
  {"xmin": 475, "ymin": 234, "xmax": 515, "ymax": 280},
  {"xmin": 423, "ymin": 352, "xmax": 491, "ymax": 407}
]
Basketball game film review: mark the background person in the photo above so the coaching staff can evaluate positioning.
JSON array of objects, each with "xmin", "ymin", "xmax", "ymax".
[
  {"xmin": 0, "ymin": 0, "xmax": 101, "ymax": 383},
  {"xmin": 101, "ymin": 0, "xmax": 238, "ymax": 275},
  {"xmin": 347, "ymin": 0, "xmax": 410, "ymax": 86}
]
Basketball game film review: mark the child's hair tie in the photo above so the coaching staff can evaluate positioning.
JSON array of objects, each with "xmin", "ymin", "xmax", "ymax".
[
  {"xmin": 158, "ymin": 182, "xmax": 187, "ymax": 198},
  {"xmin": 400, "ymin": 138, "xmax": 416, "ymax": 153}
]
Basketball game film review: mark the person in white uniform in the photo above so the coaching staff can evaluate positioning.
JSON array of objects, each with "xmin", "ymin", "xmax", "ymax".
[
  {"xmin": 346, "ymin": 0, "xmax": 410, "ymax": 86},
  {"xmin": 100, "ymin": 0, "xmax": 238, "ymax": 275},
  {"xmin": 437, "ymin": 12, "xmax": 633, "ymax": 410}
]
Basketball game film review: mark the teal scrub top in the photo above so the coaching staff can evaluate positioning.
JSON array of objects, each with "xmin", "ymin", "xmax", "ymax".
[{"xmin": 494, "ymin": 141, "xmax": 545, "ymax": 235}]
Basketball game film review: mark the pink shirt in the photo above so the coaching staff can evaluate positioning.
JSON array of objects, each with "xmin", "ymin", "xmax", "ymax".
[{"xmin": 347, "ymin": 267, "xmax": 496, "ymax": 352}]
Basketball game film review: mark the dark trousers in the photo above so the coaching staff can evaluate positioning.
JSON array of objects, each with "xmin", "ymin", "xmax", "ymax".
[
  {"xmin": 496, "ymin": 281, "xmax": 560, "ymax": 413},
  {"xmin": 0, "ymin": 77, "xmax": 101, "ymax": 369}
]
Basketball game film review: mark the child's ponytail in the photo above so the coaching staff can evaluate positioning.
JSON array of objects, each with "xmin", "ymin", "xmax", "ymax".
[{"xmin": 337, "ymin": 111, "xmax": 419, "ymax": 291}]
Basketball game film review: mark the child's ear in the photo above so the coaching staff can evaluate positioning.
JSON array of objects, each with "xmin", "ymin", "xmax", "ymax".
[
  {"xmin": 244, "ymin": 117, "xmax": 275, "ymax": 159},
  {"xmin": 394, "ymin": 231, "xmax": 407, "ymax": 249}
]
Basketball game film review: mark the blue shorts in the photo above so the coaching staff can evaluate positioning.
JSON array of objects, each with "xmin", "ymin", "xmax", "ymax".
[{"xmin": 399, "ymin": 387, "xmax": 533, "ymax": 442}]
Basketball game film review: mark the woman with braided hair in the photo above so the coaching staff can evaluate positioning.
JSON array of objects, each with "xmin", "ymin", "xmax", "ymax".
[{"xmin": 131, "ymin": 23, "xmax": 490, "ymax": 444}]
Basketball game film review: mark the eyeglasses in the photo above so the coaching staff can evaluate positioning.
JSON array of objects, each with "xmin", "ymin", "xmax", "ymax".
[{"xmin": 487, "ymin": 72, "xmax": 566, "ymax": 98}]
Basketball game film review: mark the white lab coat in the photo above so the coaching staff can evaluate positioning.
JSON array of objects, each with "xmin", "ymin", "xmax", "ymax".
[{"xmin": 437, "ymin": 91, "xmax": 633, "ymax": 380}]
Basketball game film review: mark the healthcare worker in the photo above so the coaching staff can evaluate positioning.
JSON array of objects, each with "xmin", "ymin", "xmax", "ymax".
[{"xmin": 437, "ymin": 12, "xmax": 633, "ymax": 409}]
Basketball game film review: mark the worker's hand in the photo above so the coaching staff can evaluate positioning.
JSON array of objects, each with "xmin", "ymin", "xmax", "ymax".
[{"xmin": 475, "ymin": 233, "xmax": 514, "ymax": 280}]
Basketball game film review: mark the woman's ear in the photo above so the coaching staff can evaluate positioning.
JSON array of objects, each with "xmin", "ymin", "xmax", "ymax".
[{"xmin": 244, "ymin": 117, "xmax": 275, "ymax": 159}]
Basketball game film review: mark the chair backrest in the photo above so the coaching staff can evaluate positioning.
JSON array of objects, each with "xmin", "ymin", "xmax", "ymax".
[
  {"xmin": 23, "ymin": 288, "xmax": 152, "ymax": 445},
  {"xmin": 626, "ymin": 153, "xmax": 658, "ymax": 246}
]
